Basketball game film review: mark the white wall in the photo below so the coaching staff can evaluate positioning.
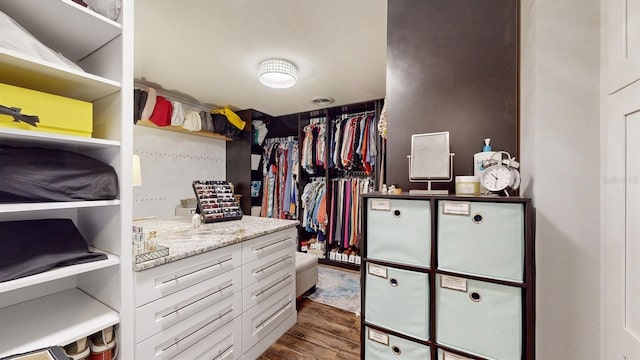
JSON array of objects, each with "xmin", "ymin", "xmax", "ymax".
[
  {"xmin": 520, "ymin": 0, "xmax": 601, "ymax": 358},
  {"xmin": 133, "ymin": 126, "xmax": 226, "ymax": 218}
]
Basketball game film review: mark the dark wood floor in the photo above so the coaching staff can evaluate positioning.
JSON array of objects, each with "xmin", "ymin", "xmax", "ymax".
[{"xmin": 259, "ymin": 299, "xmax": 361, "ymax": 360}]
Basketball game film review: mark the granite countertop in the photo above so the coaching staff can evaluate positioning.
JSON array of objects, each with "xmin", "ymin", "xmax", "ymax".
[{"xmin": 132, "ymin": 216, "xmax": 299, "ymax": 271}]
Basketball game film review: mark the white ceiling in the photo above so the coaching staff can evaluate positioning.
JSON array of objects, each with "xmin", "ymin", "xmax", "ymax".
[{"xmin": 134, "ymin": 0, "xmax": 387, "ymax": 117}]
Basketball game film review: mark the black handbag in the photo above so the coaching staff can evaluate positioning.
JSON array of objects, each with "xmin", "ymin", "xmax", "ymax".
[
  {"xmin": 0, "ymin": 145, "xmax": 119, "ymax": 202},
  {"xmin": 0, "ymin": 218, "xmax": 108, "ymax": 283},
  {"xmin": 212, "ymin": 113, "xmax": 241, "ymax": 139}
]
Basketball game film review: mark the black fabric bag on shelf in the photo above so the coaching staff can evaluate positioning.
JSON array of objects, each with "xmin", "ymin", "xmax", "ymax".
[
  {"xmin": 212, "ymin": 113, "xmax": 241, "ymax": 139},
  {"xmin": 0, "ymin": 145, "xmax": 119, "ymax": 202},
  {"xmin": 0, "ymin": 218, "xmax": 108, "ymax": 283}
]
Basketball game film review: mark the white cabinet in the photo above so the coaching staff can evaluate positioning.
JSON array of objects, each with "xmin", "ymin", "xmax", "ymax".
[
  {"xmin": 136, "ymin": 293, "xmax": 243, "ymax": 359},
  {"xmin": 134, "ymin": 244, "xmax": 242, "ymax": 307},
  {"xmin": 134, "ymin": 244, "xmax": 243, "ymax": 359},
  {"xmin": 134, "ymin": 228, "xmax": 297, "ymax": 360},
  {"xmin": 606, "ymin": 0, "xmax": 640, "ymax": 93},
  {"xmin": 0, "ymin": 0, "xmax": 132, "ymax": 357},
  {"xmin": 134, "ymin": 262, "xmax": 242, "ymax": 341},
  {"xmin": 241, "ymin": 228, "xmax": 297, "ymax": 358}
]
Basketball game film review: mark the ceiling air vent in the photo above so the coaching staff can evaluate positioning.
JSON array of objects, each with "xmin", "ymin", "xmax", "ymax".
[{"xmin": 310, "ymin": 97, "xmax": 335, "ymax": 106}]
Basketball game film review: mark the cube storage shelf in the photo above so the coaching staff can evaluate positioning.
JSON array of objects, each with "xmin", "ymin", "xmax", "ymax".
[{"xmin": 360, "ymin": 194, "xmax": 535, "ymax": 360}]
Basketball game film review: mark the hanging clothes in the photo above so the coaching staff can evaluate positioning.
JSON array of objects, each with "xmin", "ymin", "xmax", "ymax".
[
  {"xmin": 300, "ymin": 180, "xmax": 328, "ymax": 238},
  {"xmin": 329, "ymin": 112, "xmax": 378, "ymax": 175},
  {"xmin": 261, "ymin": 137, "xmax": 299, "ymax": 219},
  {"xmin": 300, "ymin": 117, "xmax": 327, "ymax": 175},
  {"xmin": 328, "ymin": 177, "xmax": 373, "ymax": 249}
]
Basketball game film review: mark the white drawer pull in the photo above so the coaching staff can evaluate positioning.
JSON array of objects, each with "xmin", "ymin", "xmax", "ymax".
[
  {"xmin": 253, "ymin": 236, "xmax": 292, "ymax": 253},
  {"xmin": 157, "ymin": 307, "xmax": 234, "ymax": 357},
  {"xmin": 254, "ymin": 273, "xmax": 293, "ymax": 299},
  {"xmin": 157, "ymin": 257, "xmax": 232, "ymax": 290},
  {"xmin": 252, "ymin": 255, "xmax": 292, "ymax": 277},
  {"xmin": 158, "ymin": 281, "xmax": 234, "ymax": 323},
  {"xmin": 256, "ymin": 300, "xmax": 292, "ymax": 330},
  {"xmin": 212, "ymin": 344, "xmax": 233, "ymax": 360}
]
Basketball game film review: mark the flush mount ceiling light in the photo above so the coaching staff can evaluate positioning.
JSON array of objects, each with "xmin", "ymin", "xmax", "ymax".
[{"xmin": 258, "ymin": 59, "xmax": 297, "ymax": 88}]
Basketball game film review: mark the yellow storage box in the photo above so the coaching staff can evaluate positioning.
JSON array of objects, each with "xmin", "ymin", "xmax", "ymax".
[{"xmin": 0, "ymin": 83, "xmax": 92, "ymax": 137}]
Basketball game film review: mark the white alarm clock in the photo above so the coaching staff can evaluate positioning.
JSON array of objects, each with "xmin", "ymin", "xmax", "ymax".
[{"xmin": 480, "ymin": 151, "xmax": 520, "ymax": 196}]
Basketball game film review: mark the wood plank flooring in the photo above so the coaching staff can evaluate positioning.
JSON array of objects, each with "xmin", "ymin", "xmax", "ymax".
[{"xmin": 259, "ymin": 299, "xmax": 361, "ymax": 360}]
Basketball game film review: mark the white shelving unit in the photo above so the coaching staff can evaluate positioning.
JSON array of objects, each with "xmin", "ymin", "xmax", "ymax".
[
  {"xmin": 0, "ymin": 249, "xmax": 120, "ymax": 294},
  {"xmin": 0, "ymin": 201, "xmax": 121, "ymax": 214},
  {"xmin": 0, "ymin": 128, "xmax": 121, "ymax": 151},
  {"xmin": 0, "ymin": 0, "xmax": 133, "ymax": 358},
  {"xmin": 0, "ymin": 289, "xmax": 120, "ymax": 357}
]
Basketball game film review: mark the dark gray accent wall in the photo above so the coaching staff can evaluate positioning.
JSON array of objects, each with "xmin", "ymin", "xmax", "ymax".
[{"xmin": 386, "ymin": 0, "xmax": 519, "ymax": 191}]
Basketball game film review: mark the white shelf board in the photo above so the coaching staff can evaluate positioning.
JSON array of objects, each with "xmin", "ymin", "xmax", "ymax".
[
  {"xmin": 0, "ymin": 49, "xmax": 120, "ymax": 102},
  {"xmin": 0, "ymin": 128, "xmax": 120, "ymax": 152},
  {"xmin": 0, "ymin": 0, "xmax": 121, "ymax": 62},
  {"xmin": 0, "ymin": 288, "xmax": 119, "ymax": 357},
  {"xmin": 0, "ymin": 249, "xmax": 119, "ymax": 294},
  {"xmin": 0, "ymin": 200, "xmax": 120, "ymax": 214}
]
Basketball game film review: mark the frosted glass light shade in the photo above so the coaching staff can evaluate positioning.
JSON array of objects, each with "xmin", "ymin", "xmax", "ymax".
[
  {"xmin": 258, "ymin": 59, "xmax": 297, "ymax": 88},
  {"xmin": 132, "ymin": 154, "xmax": 142, "ymax": 187}
]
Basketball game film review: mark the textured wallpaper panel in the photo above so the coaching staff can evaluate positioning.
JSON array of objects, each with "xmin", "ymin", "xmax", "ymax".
[{"xmin": 133, "ymin": 126, "xmax": 226, "ymax": 218}]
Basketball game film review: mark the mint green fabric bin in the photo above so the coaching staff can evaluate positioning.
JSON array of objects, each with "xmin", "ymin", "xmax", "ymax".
[
  {"xmin": 366, "ymin": 198, "xmax": 431, "ymax": 267},
  {"xmin": 437, "ymin": 201, "xmax": 524, "ymax": 282},
  {"xmin": 365, "ymin": 326, "xmax": 431, "ymax": 359},
  {"xmin": 436, "ymin": 275, "xmax": 522, "ymax": 360},
  {"xmin": 365, "ymin": 264, "xmax": 429, "ymax": 340},
  {"xmin": 437, "ymin": 348, "xmax": 475, "ymax": 360}
]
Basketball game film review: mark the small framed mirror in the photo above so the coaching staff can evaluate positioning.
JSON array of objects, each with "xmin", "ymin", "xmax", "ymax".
[{"xmin": 407, "ymin": 131, "xmax": 454, "ymax": 195}]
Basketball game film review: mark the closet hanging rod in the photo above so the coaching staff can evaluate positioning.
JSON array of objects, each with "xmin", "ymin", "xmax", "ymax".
[
  {"xmin": 310, "ymin": 116, "xmax": 327, "ymax": 124},
  {"xmin": 264, "ymin": 135, "xmax": 297, "ymax": 144},
  {"xmin": 333, "ymin": 170, "xmax": 372, "ymax": 178},
  {"xmin": 336, "ymin": 110, "xmax": 376, "ymax": 121},
  {"xmin": 134, "ymin": 81, "xmax": 219, "ymax": 113}
]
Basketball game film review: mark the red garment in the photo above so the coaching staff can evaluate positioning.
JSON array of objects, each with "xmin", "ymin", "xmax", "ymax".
[{"xmin": 149, "ymin": 96, "xmax": 173, "ymax": 126}]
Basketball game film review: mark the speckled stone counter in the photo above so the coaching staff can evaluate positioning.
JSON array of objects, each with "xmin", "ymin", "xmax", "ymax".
[{"xmin": 133, "ymin": 216, "xmax": 299, "ymax": 271}]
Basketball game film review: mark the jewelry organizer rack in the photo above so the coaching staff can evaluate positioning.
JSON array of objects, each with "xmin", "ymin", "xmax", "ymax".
[{"xmin": 192, "ymin": 180, "xmax": 243, "ymax": 223}]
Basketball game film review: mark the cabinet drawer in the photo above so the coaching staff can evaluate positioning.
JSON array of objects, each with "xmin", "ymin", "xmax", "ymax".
[
  {"xmin": 136, "ymin": 291, "xmax": 242, "ymax": 360},
  {"xmin": 135, "ymin": 243, "xmax": 241, "ymax": 306},
  {"xmin": 243, "ymin": 264, "xmax": 295, "ymax": 311},
  {"xmin": 243, "ymin": 246, "xmax": 294, "ymax": 288},
  {"xmin": 365, "ymin": 264, "xmax": 429, "ymax": 341},
  {"xmin": 173, "ymin": 316, "xmax": 242, "ymax": 360},
  {"xmin": 242, "ymin": 228, "xmax": 296, "ymax": 264},
  {"xmin": 436, "ymin": 275, "xmax": 522, "ymax": 360},
  {"xmin": 242, "ymin": 284, "xmax": 295, "ymax": 353},
  {"xmin": 364, "ymin": 327, "xmax": 431, "ymax": 360},
  {"xmin": 437, "ymin": 201, "xmax": 524, "ymax": 282},
  {"xmin": 135, "ymin": 268, "xmax": 242, "ymax": 342},
  {"xmin": 366, "ymin": 198, "xmax": 431, "ymax": 267}
]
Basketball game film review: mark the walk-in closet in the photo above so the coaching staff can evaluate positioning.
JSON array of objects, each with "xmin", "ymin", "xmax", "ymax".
[{"xmin": 0, "ymin": 0, "xmax": 616, "ymax": 359}]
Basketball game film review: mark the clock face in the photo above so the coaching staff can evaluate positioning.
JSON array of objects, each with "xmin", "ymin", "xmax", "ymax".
[{"xmin": 481, "ymin": 165, "xmax": 514, "ymax": 192}]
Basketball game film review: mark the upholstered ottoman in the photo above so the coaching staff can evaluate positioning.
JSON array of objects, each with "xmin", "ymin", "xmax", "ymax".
[{"xmin": 295, "ymin": 251, "xmax": 318, "ymax": 298}]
